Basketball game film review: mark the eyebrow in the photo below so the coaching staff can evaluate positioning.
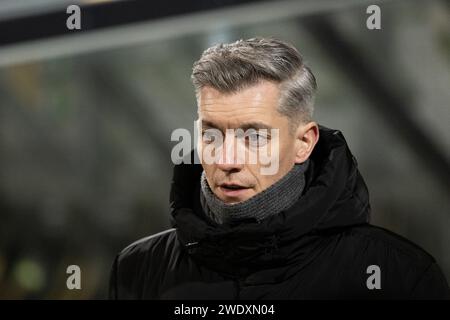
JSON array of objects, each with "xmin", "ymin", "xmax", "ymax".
[{"xmin": 201, "ymin": 120, "xmax": 273, "ymax": 131}]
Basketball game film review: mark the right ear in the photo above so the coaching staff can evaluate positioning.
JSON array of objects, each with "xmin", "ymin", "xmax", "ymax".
[{"xmin": 294, "ymin": 121, "xmax": 319, "ymax": 164}]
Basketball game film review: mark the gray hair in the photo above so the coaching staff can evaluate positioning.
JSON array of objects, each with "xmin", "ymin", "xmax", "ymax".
[{"xmin": 191, "ymin": 37, "xmax": 317, "ymax": 128}]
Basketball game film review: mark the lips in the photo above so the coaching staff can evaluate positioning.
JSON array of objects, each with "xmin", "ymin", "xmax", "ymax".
[
  {"xmin": 220, "ymin": 183, "xmax": 247, "ymax": 190},
  {"xmin": 218, "ymin": 183, "xmax": 251, "ymax": 200}
]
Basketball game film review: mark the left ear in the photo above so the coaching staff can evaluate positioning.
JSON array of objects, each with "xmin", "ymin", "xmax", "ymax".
[{"xmin": 295, "ymin": 122, "xmax": 319, "ymax": 164}]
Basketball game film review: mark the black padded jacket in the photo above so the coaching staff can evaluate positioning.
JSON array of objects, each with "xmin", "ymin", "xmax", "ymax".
[{"xmin": 109, "ymin": 126, "xmax": 449, "ymax": 299}]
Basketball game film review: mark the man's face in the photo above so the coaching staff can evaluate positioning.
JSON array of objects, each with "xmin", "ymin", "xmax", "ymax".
[{"xmin": 197, "ymin": 81, "xmax": 301, "ymax": 204}]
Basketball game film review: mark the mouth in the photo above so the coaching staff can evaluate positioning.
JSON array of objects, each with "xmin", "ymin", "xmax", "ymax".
[{"xmin": 218, "ymin": 183, "xmax": 252, "ymax": 199}]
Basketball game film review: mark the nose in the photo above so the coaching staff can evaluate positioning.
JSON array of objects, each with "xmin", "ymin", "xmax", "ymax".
[{"xmin": 216, "ymin": 131, "xmax": 244, "ymax": 173}]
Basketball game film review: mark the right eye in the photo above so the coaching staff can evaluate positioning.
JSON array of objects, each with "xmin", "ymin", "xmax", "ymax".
[
  {"xmin": 202, "ymin": 129, "xmax": 220, "ymax": 144},
  {"xmin": 245, "ymin": 131, "xmax": 269, "ymax": 147}
]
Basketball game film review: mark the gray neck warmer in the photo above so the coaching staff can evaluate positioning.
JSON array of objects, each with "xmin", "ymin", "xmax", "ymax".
[{"xmin": 200, "ymin": 160, "xmax": 309, "ymax": 225}]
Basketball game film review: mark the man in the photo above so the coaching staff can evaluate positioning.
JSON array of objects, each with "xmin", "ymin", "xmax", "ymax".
[{"xmin": 109, "ymin": 38, "xmax": 449, "ymax": 299}]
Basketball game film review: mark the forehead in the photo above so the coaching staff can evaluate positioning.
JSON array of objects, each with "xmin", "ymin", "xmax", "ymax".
[{"xmin": 197, "ymin": 81, "xmax": 282, "ymax": 127}]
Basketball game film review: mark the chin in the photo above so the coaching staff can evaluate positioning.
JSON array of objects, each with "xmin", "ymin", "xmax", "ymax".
[{"xmin": 216, "ymin": 189, "xmax": 256, "ymax": 204}]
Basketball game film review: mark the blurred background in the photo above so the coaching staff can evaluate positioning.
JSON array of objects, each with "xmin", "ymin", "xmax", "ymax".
[{"xmin": 0, "ymin": 0, "xmax": 449, "ymax": 299}]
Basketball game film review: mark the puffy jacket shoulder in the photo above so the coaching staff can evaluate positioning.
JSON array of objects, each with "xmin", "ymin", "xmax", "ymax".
[
  {"xmin": 109, "ymin": 228, "xmax": 179, "ymax": 299},
  {"xmin": 346, "ymin": 224, "xmax": 449, "ymax": 299}
]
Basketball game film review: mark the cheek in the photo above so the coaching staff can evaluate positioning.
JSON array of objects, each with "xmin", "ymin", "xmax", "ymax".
[
  {"xmin": 257, "ymin": 174, "xmax": 280, "ymax": 191},
  {"xmin": 279, "ymin": 136, "xmax": 298, "ymax": 162},
  {"xmin": 202, "ymin": 164, "xmax": 215, "ymax": 180},
  {"xmin": 245, "ymin": 164, "xmax": 270, "ymax": 186},
  {"xmin": 241, "ymin": 164, "xmax": 261, "ymax": 188}
]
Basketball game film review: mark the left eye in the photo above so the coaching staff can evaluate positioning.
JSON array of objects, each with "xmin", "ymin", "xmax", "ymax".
[{"xmin": 246, "ymin": 133, "xmax": 268, "ymax": 146}]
